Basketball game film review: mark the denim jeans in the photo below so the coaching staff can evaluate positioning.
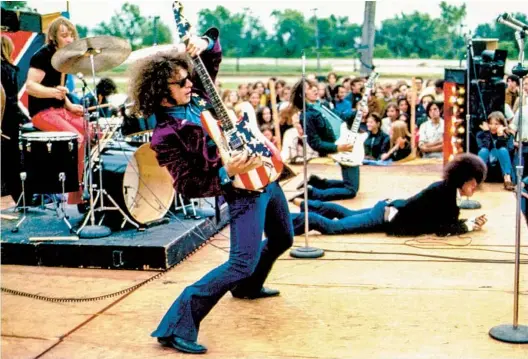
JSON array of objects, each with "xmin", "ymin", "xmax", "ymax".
[
  {"xmin": 291, "ymin": 199, "xmax": 387, "ymax": 235},
  {"xmin": 363, "ymin": 159, "xmax": 393, "ymax": 166},
  {"xmin": 308, "ymin": 165, "xmax": 360, "ymax": 201},
  {"xmin": 478, "ymin": 147, "xmax": 513, "ymax": 178},
  {"xmin": 151, "ymin": 181, "xmax": 293, "ymax": 342}
]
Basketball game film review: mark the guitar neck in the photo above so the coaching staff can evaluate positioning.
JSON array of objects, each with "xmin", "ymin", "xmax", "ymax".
[{"xmin": 191, "ymin": 56, "xmax": 234, "ymax": 132}]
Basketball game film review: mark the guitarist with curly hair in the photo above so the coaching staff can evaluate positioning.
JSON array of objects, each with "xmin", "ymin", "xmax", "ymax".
[{"xmin": 129, "ymin": 4, "xmax": 293, "ymax": 354}]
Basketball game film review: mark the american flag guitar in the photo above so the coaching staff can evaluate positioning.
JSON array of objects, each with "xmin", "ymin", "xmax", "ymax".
[{"xmin": 172, "ymin": 1, "xmax": 283, "ymax": 191}]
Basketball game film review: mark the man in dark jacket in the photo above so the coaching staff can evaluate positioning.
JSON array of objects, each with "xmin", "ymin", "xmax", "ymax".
[
  {"xmin": 130, "ymin": 29, "xmax": 293, "ymax": 354},
  {"xmin": 291, "ymin": 153, "xmax": 488, "ymax": 237}
]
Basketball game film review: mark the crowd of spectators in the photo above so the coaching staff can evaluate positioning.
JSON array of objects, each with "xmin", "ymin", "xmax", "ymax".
[{"xmin": 212, "ymin": 71, "xmax": 527, "ymax": 205}]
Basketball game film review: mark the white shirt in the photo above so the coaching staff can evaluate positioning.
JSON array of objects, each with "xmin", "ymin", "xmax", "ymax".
[
  {"xmin": 419, "ymin": 119, "xmax": 444, "ymax": 147},
  {"xmin": 510, "ymin": 105, "xmax": 528, "ymax": 142}
]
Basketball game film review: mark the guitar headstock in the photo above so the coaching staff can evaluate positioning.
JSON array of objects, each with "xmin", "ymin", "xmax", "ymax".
[
  {"xmin": 365, "ymin": 71, "xmax": 379, "ymax": 92},
  {"xmin": 172, "ymin": 1, "xmax": 191, "ymax": 43}
]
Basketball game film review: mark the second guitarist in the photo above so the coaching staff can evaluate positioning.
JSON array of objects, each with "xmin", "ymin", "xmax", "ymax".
[{"xmin": 291, "ymin": 79, "xmax": 361, "ymax": 201}]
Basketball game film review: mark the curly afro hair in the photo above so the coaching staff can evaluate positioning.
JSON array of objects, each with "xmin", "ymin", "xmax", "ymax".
[
  {"xmin": 129, "ymin": 51, "xmax": 192, "ymax": 118},
  {"xmin": 443, "ymin": 153, "xmax": 487, "ymax": 188}
]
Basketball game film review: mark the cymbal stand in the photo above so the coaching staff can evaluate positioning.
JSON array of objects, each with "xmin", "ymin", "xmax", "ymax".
[{"xmin": 76, "ymin": 53, "xmax": 139, "ymax": 238}]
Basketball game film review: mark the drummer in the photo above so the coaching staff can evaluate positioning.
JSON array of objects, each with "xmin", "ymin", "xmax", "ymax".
[
  {"xmin": 82, "ymin": 77, "xmax": 118, "ymax": 118},
  {"xmin": 25, "ymin": 17, "xmax": 86, "ymax": 205}
]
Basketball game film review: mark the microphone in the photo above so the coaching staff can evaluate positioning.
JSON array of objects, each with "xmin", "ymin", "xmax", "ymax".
[
  {"xmin": 496, "ymin": 13, "xmax": 528, "ymax": 34},
  {"xmin": 76, "ymin": 72, "xmax": 88, "ymax": 87}
]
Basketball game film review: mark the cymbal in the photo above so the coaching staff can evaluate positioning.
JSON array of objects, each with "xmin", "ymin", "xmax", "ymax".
[{"xmin": 51, "ymin": 36, "xmax": 131, "ymax": 75}]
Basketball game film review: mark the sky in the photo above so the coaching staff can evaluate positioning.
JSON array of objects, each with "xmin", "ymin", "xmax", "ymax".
[{"xmin": 27, "ymin": 0, "xmax": 528, "ymax": 38}]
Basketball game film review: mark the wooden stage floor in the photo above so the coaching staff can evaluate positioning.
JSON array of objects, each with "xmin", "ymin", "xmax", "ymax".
[{"xmin": 2, "ymin": 159, "xmax": 527, "ymax": 358}]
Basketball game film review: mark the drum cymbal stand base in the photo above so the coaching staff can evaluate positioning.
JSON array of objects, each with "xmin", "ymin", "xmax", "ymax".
[
  {"xmin": 76, "ymin": 188, "xmax": 112, "ymax": 238},
  {"xmin": 56, "ymin": 172, "xmax": 74, "ymax": 233},
  {"xmin": 12, "ymin": 172, "xmax": 28, "ymax": 233},
  {"xmin": 177, "ymin": 194, "xmax": 202, "ymax": 220}
]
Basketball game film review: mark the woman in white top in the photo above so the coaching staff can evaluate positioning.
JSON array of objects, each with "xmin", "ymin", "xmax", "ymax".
[{"xmin": 418, "ymin": 102, "xmax": 444, "ymax": 159}]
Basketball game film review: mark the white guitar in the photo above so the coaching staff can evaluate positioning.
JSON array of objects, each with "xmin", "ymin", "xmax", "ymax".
[{"xmin": 330, "ymin": 71, "xmax": 379, "ymax": 167}]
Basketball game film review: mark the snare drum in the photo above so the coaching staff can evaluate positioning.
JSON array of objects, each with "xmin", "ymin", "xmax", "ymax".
[
  {"xmin": 97, "ymin": 141, "xmax": 174, "ymax": 227},
  {"xmin": 20, "ymin": 132, "xmax": 79, "ymax": 193}
]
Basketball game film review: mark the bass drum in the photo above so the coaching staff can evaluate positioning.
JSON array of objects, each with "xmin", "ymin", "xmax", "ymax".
[{"xmin": 97, "ymin": 141, "xmax": 174, "ymax": 228}]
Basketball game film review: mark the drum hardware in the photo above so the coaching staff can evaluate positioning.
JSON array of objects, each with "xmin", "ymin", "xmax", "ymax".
[
  {"xmin": 12, "ymin": 171, "xmax": 73, "ymax": 233},
  {"xmin": 77, "ymin": 79, "xmax": 137, "ymax": 237},
  {"xmin": 11, "ymin": 172, "xmax": 28, "ymax": 233},
  {"xmin": 90, "ymin": 142, "xmax": 174, "ymax": 229},
  {"xmin": 175, "ymin": 194, "xmax": 201, "ymax": 220},
  {"xmin": 51, "ymin": 35, "xmax": 134, "ymax": 238}
]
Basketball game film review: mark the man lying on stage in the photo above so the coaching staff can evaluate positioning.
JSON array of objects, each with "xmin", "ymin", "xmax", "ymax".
[
  {"xmin": 291, "ymin": 153, "xmax": 488, "ymax": 237},
  {"xmin": 129, "ymin": 28, "xmax": 293, "ymax": 354}
]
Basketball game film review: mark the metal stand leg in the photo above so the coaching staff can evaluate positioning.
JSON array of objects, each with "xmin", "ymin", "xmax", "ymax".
[
  {"xmin": 53, "ymin": 172, "xmax": 73, "ymax": 233},
  {"xmin": 12, "ymin": 173, "xmax": 28, "ymax": 233}
]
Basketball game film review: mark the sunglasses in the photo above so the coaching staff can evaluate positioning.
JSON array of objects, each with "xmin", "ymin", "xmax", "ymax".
[{"xmin": 168, "ymin": 74, "xmax": 190, "ymax": 87}]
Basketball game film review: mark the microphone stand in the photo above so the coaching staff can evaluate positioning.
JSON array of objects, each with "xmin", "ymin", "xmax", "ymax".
[
  {"xmin": 76, "ymin": 54, "xmax": 140, "ymax": 238},
  {"xmin": 489, "ymin": 28, "xmax": 528, "ymax": 344},
  {"xmin": 76, "ymin": 60, "xmax": 112, "ymax": 239},
  {"xmin": 290, "ymin": 50, "xmax": 324, "ymax": 259},
  {"xmin": 459, "ymin": 33, "xmax": 481, "ymax": 210}
]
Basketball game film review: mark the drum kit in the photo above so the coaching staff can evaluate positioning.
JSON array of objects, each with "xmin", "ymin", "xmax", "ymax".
[{"xmin": 13, "ymin": 36, "xmax": 175, "ymax": 238}]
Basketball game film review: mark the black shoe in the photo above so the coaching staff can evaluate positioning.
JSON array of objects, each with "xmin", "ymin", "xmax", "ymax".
[
  {"xmin": 232, "ymin": 287, "xmax": 280, "ymax": 300},
  {"xmin": 307, "ymin": 175, "xmax": 324, "ymax": 188},
  {"xmin": 158, "ymin": 336, "xmax": 207, "ymax": 354}
]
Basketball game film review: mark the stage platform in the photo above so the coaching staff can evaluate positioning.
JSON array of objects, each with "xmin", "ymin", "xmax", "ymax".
[
  {"xmin": 0, "ymin": 200, "xmax": 229, "ymax": 270},
  {"xmin": 2, "ymin": 160, "xmax": 527, "ymax": 359}
]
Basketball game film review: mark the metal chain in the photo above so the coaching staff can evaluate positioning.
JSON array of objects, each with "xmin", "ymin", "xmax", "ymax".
[{"xmin": 1, "ymin": 238, "xmax": 212, "ymax": 303}]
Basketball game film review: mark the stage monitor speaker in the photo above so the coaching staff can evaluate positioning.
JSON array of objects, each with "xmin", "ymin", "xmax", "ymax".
[
  {"xmin": 473, "ymin": 38, "xmax": 499, "ymax": 57},
  {"xmin": 445, "ymin": 68, "xmax": 466, "ymax": 85},
  {"xmin": 1, "ymin": 9, "xmax": 20, "ymax": 32},
  {"xmin": 468, "ymin": 80, "xmax": 506, "ymax": 135},
  {"xmin": 18, "ymin": 11, "xmax": 42, "ymax": 33}
]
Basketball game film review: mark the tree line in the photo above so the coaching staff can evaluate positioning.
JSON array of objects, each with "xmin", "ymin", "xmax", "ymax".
[{"xmin": 2, "ymin": 2, "xmax": 525, "ymax": 59}]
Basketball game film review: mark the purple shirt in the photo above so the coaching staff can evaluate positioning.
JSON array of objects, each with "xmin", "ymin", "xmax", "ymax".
[{"xmin": 150, "ymin": 28, "xmax": 224, "ymax": 198}]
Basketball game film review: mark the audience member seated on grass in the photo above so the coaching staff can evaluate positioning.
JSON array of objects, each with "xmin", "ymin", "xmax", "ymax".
[
  {"xmin": 380, "ymin": 120, "xmax": 412, "ymax": 162},
  {"xmin": 381, "ymin": 103, "xmax": 400, "ymax": 135},
  {"xmin": 377, "ymin": 82, "xmax": 394, "ymax": 116},
  {"xmin": 256, "ymin": 106, "xmax": 272, "ymax": 127},
  {"xmin": 280, "ymin": 111, "xmax": 318, "ymax": 164},
  {"xmin": 363, "ymin": 113, "xmax": 390, "ymax": 165},
  {"xmin": 221, "ymin": 89, "xmax": 240, "ymax": 110},
  {"xmin": 418, "ymin": 102, "xmax": 444, "ymax": 159},
  {"xmin": 397, "ymin": 97, "xmax": 411, "ymax": 117},
  {"xmin": 509, "ymin": 104, "xmax": 528, "ymax": 179},
  {"xmin": 416, "ymin": 94, "xmax": 435, "ymax": 128},
  {"xmin": 476, "ymin": 111, "xmax": 515, "ymax": 191},
  {"xmin": 260, "ymin": 123, "xmax": 279, "ymax": 148},
  {"xmin": 333, "ymin": 85, "xmax": 354, "ymax": 121},
  {"xmin": 290, "ymin": 153, "xmax": 488, "ymax": 237}
]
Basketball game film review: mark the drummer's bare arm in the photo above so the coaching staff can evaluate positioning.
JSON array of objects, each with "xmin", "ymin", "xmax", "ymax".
[
  {"xmin": 64, "ymin": 96, "xmax": 84, "ymax": 116},
  {"xmin": 26, "ymin": 67, "xmax": 67, "ymax": 100}
]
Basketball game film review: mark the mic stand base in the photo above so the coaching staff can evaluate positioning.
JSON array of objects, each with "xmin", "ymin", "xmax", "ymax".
[
  {"xmin": 489, "ymin": 324, "xmax": 528, "ymax": 344},
  {"xmin": 459, "ymin": 198, "xmax": 481, "ymax": 209},
  {"xmin": 290, "ymin": 246, "xmax": 325, "ymax": 259},
  {"xmin": 77, "ymin": 225, "xmax": 112, "ymax": 239}
]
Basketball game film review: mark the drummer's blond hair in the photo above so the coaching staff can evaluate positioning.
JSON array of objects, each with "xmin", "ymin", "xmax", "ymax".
[
  {"xmin": 46, "ymin": 17, "xmax": 78, "ymax": 47},
  {"xmin": 1, "ymin": 34, "xmax": 14, "ymax": 65}
]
